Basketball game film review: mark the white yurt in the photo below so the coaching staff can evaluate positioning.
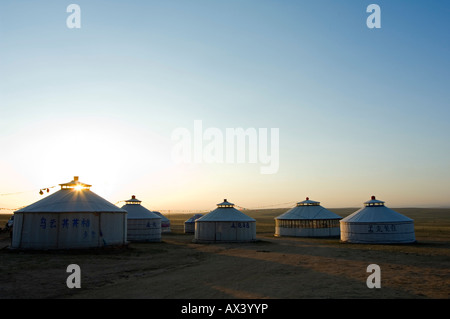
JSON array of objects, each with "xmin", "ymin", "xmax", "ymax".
[
  {"xmin": 152, "ymin": 211, "xmax": 171, "ymax": 233},
  {"xmin": 340, "ymin": 196, "xmax": 415, "ymax": 244},
  {"xmin": 275, "ymin": 197, "xmax": 342, "ymax": 237},
  {"xmin": 11, "ymin": 176, "xmax": 127, "ymax": 250},
  {"xmin": 184, "ymin": 214, "xmax": 203, "ymax": 233},
  {"xmin": 120, "ymin": 195, "xmax": 162, "ymax": 242},
  {"xmin": 194, "ymin": 199, "xmax": 256, "ymax": 243}
]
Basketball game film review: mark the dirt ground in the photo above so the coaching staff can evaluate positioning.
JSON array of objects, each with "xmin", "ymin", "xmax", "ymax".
[{"xmin": 1, "ymin": 229, "xmax": 449, "ymax": 300}]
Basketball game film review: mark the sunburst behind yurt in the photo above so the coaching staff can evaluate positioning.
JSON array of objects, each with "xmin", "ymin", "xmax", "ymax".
[
  {"xmin": 120, "ymin": 195, "xmax": 162, "ymax": 242},
  {"xmin": 340, "ymin": 196, "xmax": 415, "ymax": 244},
  {"xmin": 11, "ymin": 176, "xmax": 127, "ymax": 250},
  {"xmin": 275, "ymin": 197, "xmax": 342, "ymax": 237}
]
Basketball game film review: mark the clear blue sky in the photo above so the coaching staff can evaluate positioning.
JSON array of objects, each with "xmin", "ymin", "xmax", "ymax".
[{"xmin": 1, "ymin": 0, "xmax": 449, "ymax": 211}]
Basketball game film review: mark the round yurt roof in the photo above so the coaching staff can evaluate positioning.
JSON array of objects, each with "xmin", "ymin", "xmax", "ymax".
[
  {"xmin": 152, "ymin": 211, "xmax": 170, "ymax": 222},
  {"xmin": 197, "ymin": 199, "xmax": 255, "ymax": 222},
  {"xmin": 15, "ymin": 176, "xmax": 125, "ymax": 214},
  {"xmin": 341, "ymin": 196, "xmax": 413, "ymax": 223},
  {"xmin": 276, "ymin": 197, "xmax": 341, "ymax": 220},
  {"xmin": 185, "ymin": 214, "xmax": 204, "ymax": 223},
  {"xmin": 120, "ymin": 195, "xmax": 162, "ymax": 220}
]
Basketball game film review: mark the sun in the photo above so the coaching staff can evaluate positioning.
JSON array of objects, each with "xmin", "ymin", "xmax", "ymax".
[{"xmin": 74, "ymin": 184, "xmax": 83, "ymax": 191}]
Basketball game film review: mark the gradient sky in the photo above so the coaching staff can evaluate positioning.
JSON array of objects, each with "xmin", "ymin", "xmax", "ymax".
[{"xmin": 1, "ymin": 0, "xmax": 449, "ymax": 212}]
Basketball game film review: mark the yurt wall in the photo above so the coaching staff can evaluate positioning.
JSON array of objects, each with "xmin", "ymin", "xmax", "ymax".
[
  {"xmin": 275, "ymin": 219, "xmax": 341, "ymax": 237},
  {"xmin": 100, "ymin": 212, "xmax": 128, "ymax": 246},
  {"xmin": 12, "ymin": 211, "xmax": 126, "ymax": 249},
  {"xmin": 127, "ymin": 219, "xmax": 161, "ymax": 242},
  {"xmin": 195, "ymin": 220, "xmax": 257, "ymax": 242},
  {"xmin": 195, "ymin": 221, "xmax": 216, "ymax": 241},
  {"xmin": 340, "ymin": 222, "xmax": 415, "ymax": 244}
]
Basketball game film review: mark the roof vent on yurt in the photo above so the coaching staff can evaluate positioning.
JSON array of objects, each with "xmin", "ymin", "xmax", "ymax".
[
  {"xmin": 125, "ymin": 195, "xmax": 142, "ymax": 204},
  {"xmin": 297, "ymin": 197, "xmax": 320, "ymax": 206},
  {"xmin": 217, "ymin": 199, "xmax": 234, "ymax": 208},
  {"xmin": 340, "ymin": 195, "xmax": 415, "ymax": 244},
  {"xmin": 364, "ymin": 195, "xmax": 385, "ymax": 207},
  {"xmin": 60, "ymin": 176, "xmax": 92, "ymax": 190}
]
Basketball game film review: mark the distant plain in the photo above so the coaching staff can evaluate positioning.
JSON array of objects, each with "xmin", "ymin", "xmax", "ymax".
[{"xmin": 1, "ymin": 208, "xmax": 449, "ymax": 299}]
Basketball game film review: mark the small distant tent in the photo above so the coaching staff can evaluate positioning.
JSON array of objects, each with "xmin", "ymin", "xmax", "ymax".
[
  {"xmin": 340, "ymin": 196, "xmax": 416, "ymax": 244},
  {"xmin": 11, "ymin": 176, "xmax": 127, "ymax": 250},
  {"xmin": 120, "ymin": 195, "xmax": 162, "ymax": 242},
  {"xmin": 184, "ymin": 214, "xmax": 203, "ymax": 233},
  {"xmin": 194, "ymin": 199, "xmax": 256, "ymax": 243},
  {"xmin": 152, "ymin": 211, "xmax": 171, "ymax": 233},
  {"xmin": 275, "ymin": 197, "xmax": 342, "ymax": 237}
]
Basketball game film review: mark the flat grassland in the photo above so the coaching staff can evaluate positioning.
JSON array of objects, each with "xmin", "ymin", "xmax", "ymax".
[{"xmin": 0, "ymin": 208, "xmax": 449, "ymax": 299}]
